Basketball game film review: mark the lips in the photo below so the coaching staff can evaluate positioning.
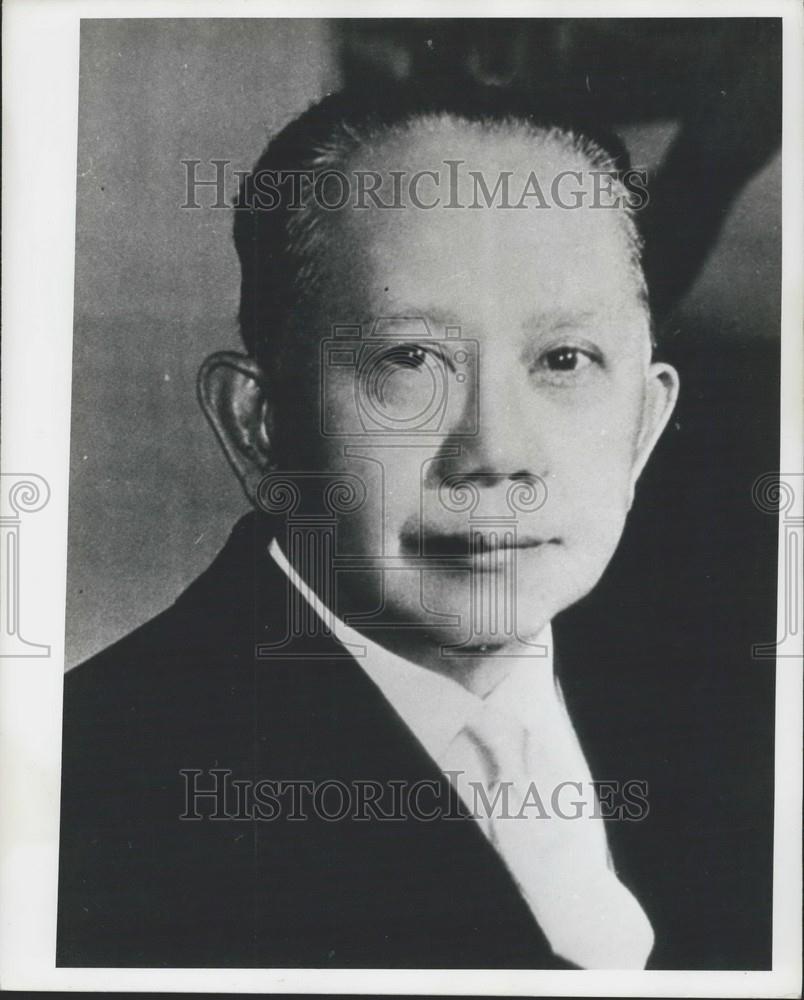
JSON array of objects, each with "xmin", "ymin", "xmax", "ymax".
[{"xmin": 402, "ymin": 532, "xmax": 555, "ymax": 557}]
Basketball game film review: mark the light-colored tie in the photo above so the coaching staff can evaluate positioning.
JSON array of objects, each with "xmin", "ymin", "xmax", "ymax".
[{"xmin": 442, "ymin": 699, "xmax": 654, "ymax": 969}]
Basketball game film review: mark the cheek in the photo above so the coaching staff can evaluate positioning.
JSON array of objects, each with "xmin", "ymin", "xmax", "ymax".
[
  {"xmin": 304, "ymin": 447, "xmax": 427, "ymax": 557},
  {"xmin": 563, "ymin": 432, "xmax": 635, "ymax": 505},
  {"xmin": 274, "ymin": 392, "xmax": 322, "ymax": 468},
  {"xmin": 547, "ymin": 397, "xmax": 642, "ymax": 539},
  {"xmin": 549, "ymin": 431, "xmax": 635, "ymax": 601}
]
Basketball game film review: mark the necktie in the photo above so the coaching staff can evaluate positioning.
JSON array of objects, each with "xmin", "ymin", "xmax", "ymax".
[{"xmin": 442, "ymin": 698, "xmax": 654, "ymax": 969}]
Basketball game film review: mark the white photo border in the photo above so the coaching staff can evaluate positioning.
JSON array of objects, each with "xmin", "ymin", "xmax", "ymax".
[{"xmin": 1, "ymin": 0, "xmax": 801, "ymax": 994}]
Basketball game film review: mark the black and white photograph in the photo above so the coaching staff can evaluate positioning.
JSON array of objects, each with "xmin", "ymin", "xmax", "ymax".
[{"xmin": 1, "ymin": 2, "xmax": 801, "ymax": 995}]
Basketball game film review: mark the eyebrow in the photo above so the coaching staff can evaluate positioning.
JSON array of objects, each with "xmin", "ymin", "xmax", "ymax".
[
  {"xmin": 374, "ymin": 309, "xmax": 464, "ymax": 335},
  {"xmin": 376, "ymin": 307, "xmax": 602, "ymax": 338},
  {"xmin": 521, "ymin": 310, "xmax": 597, "ymax": 334}
]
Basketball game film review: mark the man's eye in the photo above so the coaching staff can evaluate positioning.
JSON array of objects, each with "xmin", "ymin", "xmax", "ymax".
[
  {"xmin": 381, "ymin": 343, "xmax": 452, "ymax": 372},
  {"xmin": 390, "ymin": 343, "xmax": 429, "ymax": 369},
  {"xmin": 532, "ymin": 344, "xmax": 604, "ymax": 384},
  {"xmin": 542, "ymin": 347, "xmax": 592, "ymax": 372}
]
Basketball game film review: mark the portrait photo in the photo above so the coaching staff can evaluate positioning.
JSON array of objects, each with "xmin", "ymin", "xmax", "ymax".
[{"xmin": 1, "ymin": 7, "xmax": 794, "ymax": 992}]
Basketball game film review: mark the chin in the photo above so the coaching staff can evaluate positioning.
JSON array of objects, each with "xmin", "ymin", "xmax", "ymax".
[{"xmin": 417, "ymin": 567, "xmax": 560, "ymax": 649}]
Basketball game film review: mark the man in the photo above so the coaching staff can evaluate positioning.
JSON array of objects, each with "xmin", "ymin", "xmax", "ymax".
[{"xmin": 58, "ymin": 88, "xmax": 765, "ymax": 970}]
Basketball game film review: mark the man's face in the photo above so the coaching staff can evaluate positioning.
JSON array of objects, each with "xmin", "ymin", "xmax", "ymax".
[{"xmin": 272, "ymin": 124, "xmax": 677, "ymax": 657}]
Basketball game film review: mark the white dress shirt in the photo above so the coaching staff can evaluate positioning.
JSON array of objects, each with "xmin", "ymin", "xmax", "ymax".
[{"xmin": 268, "ymin": 538, "xmax": 654, "ymax": 969}]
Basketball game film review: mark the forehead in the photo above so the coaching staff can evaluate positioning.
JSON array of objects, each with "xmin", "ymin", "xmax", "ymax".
[{"xmin": 321, "ymin": 118, "xmax": 644, "ymax": 332}]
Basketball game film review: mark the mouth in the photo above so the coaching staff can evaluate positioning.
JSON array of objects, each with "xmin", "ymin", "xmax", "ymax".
[{"xmin": 401, "ymin": 532, "xmax": 559, "ymax": 558}]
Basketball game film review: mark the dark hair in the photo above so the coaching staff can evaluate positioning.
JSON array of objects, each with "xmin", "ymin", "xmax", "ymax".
[{"xmin": 234, "ymin": 85, "xmax": 641, "ymax": 371}]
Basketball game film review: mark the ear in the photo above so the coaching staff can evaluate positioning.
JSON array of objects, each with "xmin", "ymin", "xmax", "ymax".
[
  {"xmin": 197, "ymin": 351, "xmax": 275, "ymax": 505},
  {"xmin": 629, "ymin": 361, "xmax": 680, "ymax": 504}
]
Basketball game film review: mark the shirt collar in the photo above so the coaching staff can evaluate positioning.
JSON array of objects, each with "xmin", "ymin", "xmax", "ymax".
[{"xmin": 268, "ymin": 537, "xmax": 554, "ymax": 764}]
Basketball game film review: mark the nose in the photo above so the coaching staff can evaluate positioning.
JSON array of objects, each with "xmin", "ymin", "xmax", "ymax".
[
  {"xmin": 463, "ymin": 361, "xmax": 541, "ymax": 480},
  {"xmin": 427, "ymin": 352, "xmax": 548, "ymax": 489}
]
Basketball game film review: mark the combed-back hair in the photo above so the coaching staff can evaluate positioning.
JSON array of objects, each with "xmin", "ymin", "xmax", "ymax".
[{"xmin": 233, "ymin": 84, "xmax": 642, "ymax": 371}]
